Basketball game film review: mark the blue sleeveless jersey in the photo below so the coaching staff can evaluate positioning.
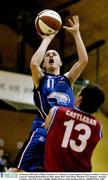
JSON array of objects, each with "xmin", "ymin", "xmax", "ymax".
[
  {"xmin": 16, "ymin": 74, "xmax": 75, "ymax": 171},
  {"xmin": 33, "ymin": 74, "xmax": 74, "ymax": 121}
]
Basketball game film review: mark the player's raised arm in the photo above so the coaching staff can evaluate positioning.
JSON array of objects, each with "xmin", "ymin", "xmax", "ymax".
[
  {"xmin": 30, "ymin": 33, "xmax": 57, "ymax": 88},
  {"xmin": 63, "ymin": 15, "xmax": 88, "ymax": 85},
  {"xmin": 44, "ymin": 107, "xmax": 57, "ymax": 129}
]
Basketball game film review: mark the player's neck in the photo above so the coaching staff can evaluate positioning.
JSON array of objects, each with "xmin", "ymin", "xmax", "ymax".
[{"xmin": 47, "ymin": 69, "xmax": 60, "ymax": 75}]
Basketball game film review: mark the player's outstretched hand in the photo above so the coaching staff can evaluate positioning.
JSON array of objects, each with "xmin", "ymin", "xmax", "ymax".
[{"xmin": 63, "ymin": 15, "xmax": 80, "ymax": 35}]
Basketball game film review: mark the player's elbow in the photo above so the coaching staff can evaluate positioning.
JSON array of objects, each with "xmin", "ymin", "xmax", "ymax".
[
  {"xmin": 30, "ymin": 55, "xmax": 40, "ymax": 70},
  {"xmin": 82, "ymin": 55, "xmax": 88, "ymax": 67},
  {"xmin": 85, "ymin": 53, "xmax": 88, "ymax": 62},
  {"xmin": 30, "ymin": 61, "xmax": 37, "ymax": 71}
]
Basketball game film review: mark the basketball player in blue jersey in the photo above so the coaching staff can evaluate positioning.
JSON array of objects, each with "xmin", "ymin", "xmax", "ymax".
[{"xmin": 9, "ymin": 15, "xmax": 88, "ymax": 172}]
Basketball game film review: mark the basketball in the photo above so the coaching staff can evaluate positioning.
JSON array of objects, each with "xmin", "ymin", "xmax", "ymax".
[{"xmin": 35, "ymin": 9, "xmax": 62, "ymax": 35}]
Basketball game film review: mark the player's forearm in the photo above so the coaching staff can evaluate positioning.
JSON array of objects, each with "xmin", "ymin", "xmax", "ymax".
[
  {"xmin": 30, "ymin": 38, "xmax": 51, "ymax": 67},
  {"xmin": 73, "ymin": 31, "xmax": 88, "ymax": 65}
]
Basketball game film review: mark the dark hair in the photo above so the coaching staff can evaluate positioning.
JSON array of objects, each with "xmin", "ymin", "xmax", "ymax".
[{"xmin": 79, "ymin": 83, "xmax": 105, "ymax": 114}]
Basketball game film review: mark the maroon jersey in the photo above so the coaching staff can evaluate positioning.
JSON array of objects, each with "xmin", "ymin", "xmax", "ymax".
[{"xmin": 44, "ymin": 106, "xmax": 102, "ymax": 172}]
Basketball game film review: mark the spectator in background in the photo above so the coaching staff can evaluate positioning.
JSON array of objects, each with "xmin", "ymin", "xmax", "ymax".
[{"xmin": 0, "ymin": 147, "xmax": 12, "ymax": 172}]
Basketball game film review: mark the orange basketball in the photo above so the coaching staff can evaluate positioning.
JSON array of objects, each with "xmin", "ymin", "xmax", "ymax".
[{"xmin": 35, "ymin": 9, "xmax": 62, "ymax": 35}]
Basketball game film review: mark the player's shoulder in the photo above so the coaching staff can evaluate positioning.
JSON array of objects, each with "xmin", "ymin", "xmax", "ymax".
[
  {"xmin": 48, "ymin": 106, "xmax": 67, "ymax": 118},
  {"xmin": 56, "ymin": 106, "xmax": 72, "ymax": 115},
  {"xmin": 91, "ymin": 114, "xmax": 101, "ymax": 126}
]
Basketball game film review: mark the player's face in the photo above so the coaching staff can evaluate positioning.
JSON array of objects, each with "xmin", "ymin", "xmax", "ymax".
[{"xmin": 43, "ymin": 50, "xmax": 62, "ymax": 72}]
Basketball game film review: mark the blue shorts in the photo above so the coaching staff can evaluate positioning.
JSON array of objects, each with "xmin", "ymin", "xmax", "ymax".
[{"xmin": 15, "ymin": 127, "xmax": 47, "ymax": 172}]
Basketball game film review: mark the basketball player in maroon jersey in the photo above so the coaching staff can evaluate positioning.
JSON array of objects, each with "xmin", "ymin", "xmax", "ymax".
[{"xmin": 44, "ymin": 83, "xmax": 105, "ymax": 172}]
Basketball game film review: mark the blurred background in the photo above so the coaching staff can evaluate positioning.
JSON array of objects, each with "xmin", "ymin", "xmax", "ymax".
[{"xmin": 0, "ymin": 0, "xmax": 108, "ymax": 171}]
